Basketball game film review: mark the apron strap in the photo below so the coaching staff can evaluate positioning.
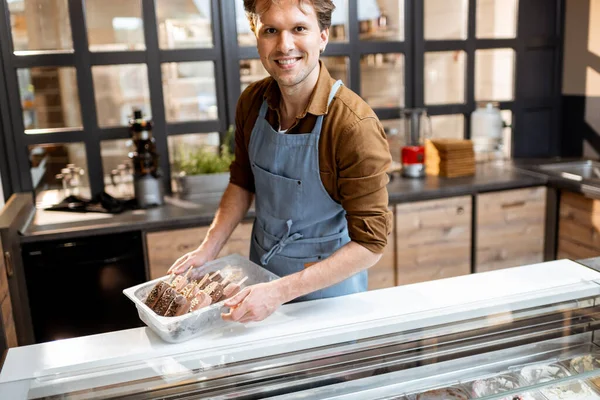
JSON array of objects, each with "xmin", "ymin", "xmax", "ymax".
[
  {"xmin": 258, "ymin": 100, "xmax": 269, "ymax": 119},
  {"xmin": 327, "ymin": 80, "xmax": 344, "ymax": 107},
  {"xmin": 261, "ymin": 219, "xmax": 303, "ymax": 266},
  {"xmin": 260, "ymin": 219, "xmax": 347, "ymax": 265}
]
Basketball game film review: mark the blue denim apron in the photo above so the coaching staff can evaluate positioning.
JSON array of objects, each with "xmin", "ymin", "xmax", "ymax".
[{"xmin": 248, "ymin": 80, "xmax": 368, "ymax": 302}]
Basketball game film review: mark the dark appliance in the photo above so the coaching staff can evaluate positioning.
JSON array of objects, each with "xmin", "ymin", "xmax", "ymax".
[
  {"xmin": 129, "ymin": 109, "xmax": 164, "ymax": 208},
  {"xmin": 22, "ymin": 232, "xmax": 146, "ymax": 343}
]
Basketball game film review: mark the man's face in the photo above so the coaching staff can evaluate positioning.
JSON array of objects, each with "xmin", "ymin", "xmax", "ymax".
[{"xmin": 254, "ymin": 0, "xmax": 329, "ymax": 88}]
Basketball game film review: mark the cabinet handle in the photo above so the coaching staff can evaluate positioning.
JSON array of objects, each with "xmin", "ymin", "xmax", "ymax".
[
  {"xmin": 501, "ymin": 201, "xmax": 526, "ymax": 209},
  {"xmin": 457, "ymin": 206, "xmax": 464, "ymax": 215},
  {"xmin": 4, "ymin": 252, "xmax": 13, "ymax": 278}
]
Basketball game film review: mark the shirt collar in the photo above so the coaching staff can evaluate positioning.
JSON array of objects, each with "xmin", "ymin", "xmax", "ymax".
[{"xmin": 264, "ymin": 60, "xmax": 335, "ymax": 118}]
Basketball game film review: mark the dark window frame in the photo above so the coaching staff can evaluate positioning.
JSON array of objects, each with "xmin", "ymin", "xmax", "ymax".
[
  {"xmin": 0, "ymin": 0, "xmax": 228, "ymax": 197},
  {"xmin": 0, "ymin": 0, "xmax": 565, "ymax": 198}
]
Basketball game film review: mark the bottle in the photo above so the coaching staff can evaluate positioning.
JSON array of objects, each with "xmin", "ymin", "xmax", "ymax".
[
  {"xmin": 470, "ymin": 102, "xmax": 504, "ymax": 159},
  {"xmin": 128, "ymin": 109, "xmax": 164, "ymax": 207}
]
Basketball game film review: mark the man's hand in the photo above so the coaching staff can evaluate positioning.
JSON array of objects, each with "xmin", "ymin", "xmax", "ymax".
[
  {"xmin": 167, "ymin": 247, "xmax": 214, "ymax": 275},
  {"xmin": 221, "ymin": 281, "xmax": 285, "ymax": 323}
]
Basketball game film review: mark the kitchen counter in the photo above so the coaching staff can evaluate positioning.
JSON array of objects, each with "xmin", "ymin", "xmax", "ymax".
[
  {"xmin": 17, "ymin": 161, "xmax": 546, "ymax": 243},
  {"xmin": 1, "ymin": 257, "xmax": 599, "ymax": 398}
]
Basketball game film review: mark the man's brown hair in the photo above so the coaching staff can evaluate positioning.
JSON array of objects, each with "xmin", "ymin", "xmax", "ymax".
[{"xmin": 243, "ymin": 0, "xmax": 336, "ymax": 33}]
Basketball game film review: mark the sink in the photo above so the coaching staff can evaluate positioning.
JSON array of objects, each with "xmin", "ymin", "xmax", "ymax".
[{"xmin": 537, "ymin": 160, "xmax": 600, "ymax": 182}]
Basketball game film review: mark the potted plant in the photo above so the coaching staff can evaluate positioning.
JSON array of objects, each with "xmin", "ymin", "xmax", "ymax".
[{"xmin": 173, "ymin": 126, "xmax": 235, "ymax": 198}]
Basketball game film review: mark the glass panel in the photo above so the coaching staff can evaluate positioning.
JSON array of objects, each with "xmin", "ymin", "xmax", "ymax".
[
  {"xmin": 424, "ymin": 0, "xmax": 468, "ymax": 40},
  {"xmin": 381, "ymin": 119, "xmax": 402, "ymax": 164},
  {"xmin": 85, "ymin": 0, "xmax": 145, "ymax": 51},
  {"xmin": 29, "ymin": 142, "xmax": 90, "ymax": 207},
  {"xmin": 240, "ymin": 59, "xmax": 269, "ymax": 93},
  {"xmin": 18, "ymin": 67, "xmax": 82, "ymax": 131},
  {"xmin": 322, "ymin": 56, "xmax": 349, "ymax": 87},
  {"xmin": 168, "ymin": 132, "xmax": 220, "ymax": 171},
  {"xmin": 168, "ymin": 132, "xmax": 222, "ymax": 193},
  {"xmin": 162, "ymin": 62, "xmax": 218, "ymax": 122},
  {"xmin": 358, "ymin": 0, "xmax": 404, "ymax": 41},
  {"xmin": 330, "ymin": 0, "xmax": 349, "ymax": 42},
  {"xmin": 156, "ymin": 0, "xmax": 213, "ymax": 49},
  {"xmin": 425, "ymin": 51, "xmax": 466, "ymax": 105},
  {"xmin": 100, "ymin": 139, "xmax": 134, "ymax": 199},
  {"xmin": 475, "ymin": 48, "xmax": 515, "ymax": 101},
  {"xmin": 92, "ymin": 64, "xmax": 151, "ymax": 127},
  {"xmin": 236, "ymin": 0, "xmax": 255, "ymax": 46},
  {"xmin": 361, "ymin": 53, "xmax": 404, "ymax": 108},
  {"xmin": 8, "ymin": 0, "xmax": 73, "ymax": 54},
  {"xmin": 476, "ymin": 0, "xmax": 518, "ymax": 39},
  {"xmin": 431, "ymin": 114, "xmax": 464, "ymax": 139}
]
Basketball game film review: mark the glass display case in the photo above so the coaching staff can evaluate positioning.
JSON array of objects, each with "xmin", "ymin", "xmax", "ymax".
[{"xmin": 2, "ymin": 260, "xmax": 600, "ymax": 399}]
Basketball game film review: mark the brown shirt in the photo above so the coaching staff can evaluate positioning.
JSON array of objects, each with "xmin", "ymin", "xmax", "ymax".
[{"xmin": 230, "ymin": 62, "xmax": 393, "ymax": 253}]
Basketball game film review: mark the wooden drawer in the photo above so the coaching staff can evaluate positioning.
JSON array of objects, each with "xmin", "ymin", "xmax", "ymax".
[
  {"xmin": 476, "ymin": 187, "xmax": 546, "ymax": 273},
  {"xmin": 368, "ymin": 207, "xmax": 395, "ymax": 290},
  {"xmin": 396, "ymin": 196, "xmax": 471, "ymax": 285},
  {"xmin": 558, "ymin": 191, "xmax": 600, "ymax": 260},
  {"xmin": 146, "ymin": 221, "xmax": 254, "ymax": 280}
]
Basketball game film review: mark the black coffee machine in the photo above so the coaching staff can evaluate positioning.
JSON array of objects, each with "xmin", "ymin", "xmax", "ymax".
[{"xmin": 128, "ymin": 109, "xmax": 164, "ymax": 208}]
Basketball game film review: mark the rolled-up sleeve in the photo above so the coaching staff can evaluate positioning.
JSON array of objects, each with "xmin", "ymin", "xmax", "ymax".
[
  {"xmin": 336, "ymin": 117, "xmax": 393, "ymax": 253},
  {"xmin": 229, "ymin": 91, "xmax": 256, "ymax": 193}
]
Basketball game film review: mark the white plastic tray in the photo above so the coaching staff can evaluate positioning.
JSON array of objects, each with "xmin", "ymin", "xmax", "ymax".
[{"xmin": 123, "ymin": 254, "xmax": 279, "ymax": 343}]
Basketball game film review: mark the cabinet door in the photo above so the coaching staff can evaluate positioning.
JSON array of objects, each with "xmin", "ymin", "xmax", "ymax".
[
  {"xmin": 476, "ymin": 187, "xmax": 546, "ymax": 272},
  {"xmin": 396, "ymin": 196, "xmax": 471, "ymax": 285},
  {"xmin": 557, "ymin": 191, "xmax": 600, "ymax": 260},
  {"xmin": 368, "ymin": 207, "xmax": 396, "ymax": 290},
  {"xmin": 0, "ymin": 238, "xmax": 18, "ymax": 352},
  {"xmin": 146, "ymin": 221, "xmax": 254, "ymax": 280}
]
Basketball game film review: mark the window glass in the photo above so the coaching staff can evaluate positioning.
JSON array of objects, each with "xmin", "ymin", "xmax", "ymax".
[
  {"xmin": 162, "ymin": 62, "xmax": 218, "ymax": 122},
  {"xmin": 361, "ymin": 53, "xmax": 405, "ymax": 108},
  {"xmin": 8, "ymin": 0, "xmax": 73, "ymax": 54},
  {"xmin": 431, "ymin": 114, "xmax": 465, "ymax": 139},
  {"xmin": 240, "ymin": 59, "xmax": 269, "ymax": 93},
  {"xmin": 29, "ymin": 142, "xmax": 89, "ymax": 207},
  {"xmin": 85, "ymin": 0, "xmax": 145, "ymax": 51},
  {"xmin": 356, "ymin": 0, "xmax": 404, "ymax": 41},
  {"xmin": 424, "ymin": 0, "xmax": 468, "ymax": 40},
  {"xmin": 475, "ymin": 49, "xmax": 516, "ymax": 102},
  {"xmin": 92, "ymin": 64, "xmax": 151, "ymax": 127},
  {"xmin": 425, "ymin": 51, "xmax": 466, "ymax": 105},
  {"xmin": 476, "ymin": 0, "xmax": 518, "ymax": 39},
  {"xmin": 156, "ymin": 0, "xmax": 213, "ymax": 49},
  {"xmin": 100, "ymin": 139, "xmax": 134, "ymax": 199},
  {"xmin": 18, "ymin": 67, "xmax": 82, "ymax": 132}
]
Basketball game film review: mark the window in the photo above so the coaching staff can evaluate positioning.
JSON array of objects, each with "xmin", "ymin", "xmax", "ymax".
[
  {"xmin": 0, "ymin": 0, "xmax": 563, "ymax": 197},
  {"xmin": 8, "ymin": 0, "xmax": 73, "ymax": 54}
]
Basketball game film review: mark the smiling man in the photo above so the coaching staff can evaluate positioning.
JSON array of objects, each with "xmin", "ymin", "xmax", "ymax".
[{"xmin": 168, "ymin": 0, "xmax": 393, "ymax": 323}]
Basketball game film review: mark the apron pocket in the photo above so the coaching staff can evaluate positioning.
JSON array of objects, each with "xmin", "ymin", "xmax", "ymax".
[{"xmin": 251, "ymin": 162, "xmax": 303, "ymax": 221}]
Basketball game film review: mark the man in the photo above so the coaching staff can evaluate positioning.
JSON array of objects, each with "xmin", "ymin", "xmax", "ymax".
[{"xmin": 168, "ymin": 0, "xmax": 392, "ymax": 323}]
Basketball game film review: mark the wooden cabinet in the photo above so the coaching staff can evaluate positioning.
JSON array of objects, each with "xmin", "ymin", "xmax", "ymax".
[
  {"xmin": 557, "ymin": 191, "xmax": 600, "ymax": 260},
  {"xmin": 367, "ymin": 207, "xmax": 396, "ymax": 290},
  {"xmin": 396, "ymin": 196, "xmax": 472, "ymax": 285},
  {"xmin": 476, "ymin": 187, "xmax": 546, "ymax": 273},
  {"xmin": 0, "ymin": 237, "xmax": 18, "ymax": 357},
  {"xmin": 146, "ymin": 222, "xmax": 254, "ymax": 280}
]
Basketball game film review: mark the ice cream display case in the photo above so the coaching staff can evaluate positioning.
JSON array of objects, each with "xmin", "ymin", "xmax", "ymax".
[{"xmin": 4, "ymin": 259, "xmax": 600, "ymax": 399}]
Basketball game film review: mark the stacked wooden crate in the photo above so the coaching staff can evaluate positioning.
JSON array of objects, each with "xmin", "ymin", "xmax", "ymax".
[{"xmin": 425, "ymin": 139, "xmax": 475, "ymax": 178}]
